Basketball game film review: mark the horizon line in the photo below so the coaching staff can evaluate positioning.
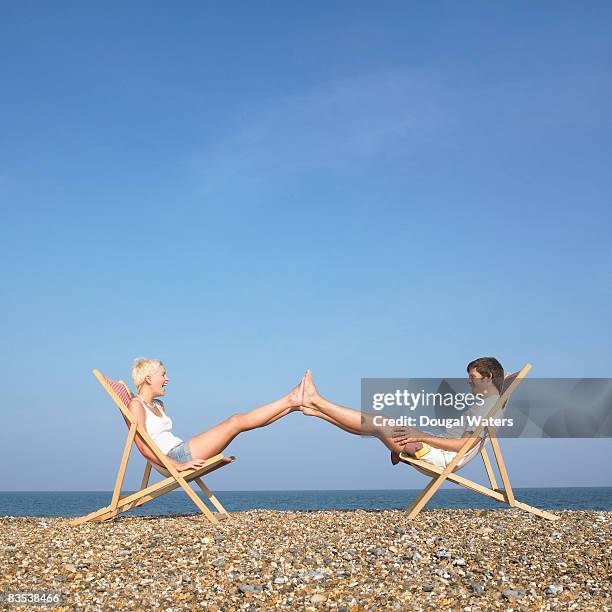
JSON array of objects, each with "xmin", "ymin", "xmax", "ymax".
[{"xmin": 1, "ymin": 485, "xmax": 610, "ymax": 493}]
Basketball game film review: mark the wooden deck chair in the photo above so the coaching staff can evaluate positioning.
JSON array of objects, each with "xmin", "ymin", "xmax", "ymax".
[
  {"xmin": 70, "ymin": 370, "xmax": 232, "ymax": 526},
  {"xmin": 399, "ymin": 363, "xmax": 559, "ymax": 521}
]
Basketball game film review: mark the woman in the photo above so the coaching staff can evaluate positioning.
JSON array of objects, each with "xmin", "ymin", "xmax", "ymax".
[{"xmin": 128, "ymin": 358, "xmax": 305, "ymax": 471}]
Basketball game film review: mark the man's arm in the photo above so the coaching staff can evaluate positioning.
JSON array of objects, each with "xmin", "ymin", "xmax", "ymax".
[
  {"xmin": 393, "ymin": 427, "xmax": 480, "ymax": 453},
  {"xmin": 421, "ymin": 432, "xmax": 480, "ymax": 453}
]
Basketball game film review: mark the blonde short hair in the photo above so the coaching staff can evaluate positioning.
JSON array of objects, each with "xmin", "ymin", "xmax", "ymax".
[{"xmin": 132, "ymin": 358, "xmax": 164, "ymax": 391}]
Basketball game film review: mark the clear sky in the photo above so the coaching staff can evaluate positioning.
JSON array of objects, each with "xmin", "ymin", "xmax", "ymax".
[{"xmin": 1, "ymin": 2, "xmax": 610, "ymax": 491}]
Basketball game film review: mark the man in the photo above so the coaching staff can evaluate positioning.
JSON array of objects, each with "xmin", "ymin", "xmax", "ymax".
[{"xmin": 300, "ymin": 357, "xmax": 506, "ymax": 469}]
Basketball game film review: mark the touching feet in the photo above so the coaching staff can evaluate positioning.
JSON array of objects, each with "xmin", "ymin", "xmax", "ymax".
[
  {"xmin": 288, "ymin": 372, "xmax": 307, "ymax": 410},
  {"xmin": 302, "ymin": 369, "xmax": 321, "ymax": 411}
]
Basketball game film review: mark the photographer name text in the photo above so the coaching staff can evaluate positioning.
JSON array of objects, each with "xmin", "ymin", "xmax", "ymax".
[{"xmin": 372, "ymin": 415, "xmax": 514, "ymax": 428}]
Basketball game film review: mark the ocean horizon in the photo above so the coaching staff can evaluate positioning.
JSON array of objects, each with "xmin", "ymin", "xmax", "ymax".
[{"xmin": 1, "ymin": 486, "xmax": 610, "ymax": 517}]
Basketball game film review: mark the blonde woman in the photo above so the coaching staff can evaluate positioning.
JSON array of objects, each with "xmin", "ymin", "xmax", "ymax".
[{"xmin": 129, "ymin": 358, "xmax": 305, "ymax": 471}]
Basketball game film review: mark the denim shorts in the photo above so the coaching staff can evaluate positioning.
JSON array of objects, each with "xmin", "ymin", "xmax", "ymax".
[{"xmin": 166, "ymin": 441, "xmax": 192, "ymax": 463}]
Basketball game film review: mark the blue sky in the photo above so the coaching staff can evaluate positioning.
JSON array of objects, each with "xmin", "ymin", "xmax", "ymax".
[{"xmin": 1, "ymin": 2, "xmax": 610, "ymax": 491}]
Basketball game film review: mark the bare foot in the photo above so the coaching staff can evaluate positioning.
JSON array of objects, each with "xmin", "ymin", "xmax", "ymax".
[
  {"xmin": 302, "ymin": 369, "xmax": 321, "ymax": 409},
  {"xmin": 288, "ymin": 373, "xmax": 306, "ymax": 409}
]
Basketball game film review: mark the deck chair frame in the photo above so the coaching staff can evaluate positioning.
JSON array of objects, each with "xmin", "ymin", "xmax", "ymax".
[
  {"xmin": 399, "ymin": 363, "xmax": 559, "ymax": 521},
  {"xmin": 70, "ymin": 370, "xmax": 231, "ymax": 526}
]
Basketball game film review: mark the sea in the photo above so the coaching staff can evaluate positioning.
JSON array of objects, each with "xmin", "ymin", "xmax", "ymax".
[{"xmin": 1, "ymin": 487, "xmax": 610, "ymax": 517}]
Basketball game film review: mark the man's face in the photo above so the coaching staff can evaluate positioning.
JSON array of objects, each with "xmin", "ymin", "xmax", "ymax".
[{"xmin": 468, "ymin": 368, "xmax": 494, "ymax": 395}]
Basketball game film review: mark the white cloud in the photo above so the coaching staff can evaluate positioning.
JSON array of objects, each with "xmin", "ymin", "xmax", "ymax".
[
  {"xmin": 189, "ymin": 68, "xmax": 447, "ymax": 193},
  {"xmin": 186, "ymin": 64, "xmax": 609, "ymax": 198}
]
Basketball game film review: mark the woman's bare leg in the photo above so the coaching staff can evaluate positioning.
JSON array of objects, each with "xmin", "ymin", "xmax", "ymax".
[
  {"xmin": 187, "ymin": 376, "xmax": 305, "ymax": 460},
  {"xmin": 260, "ymin": 405, "xmax": 296, "ymax": 426}
]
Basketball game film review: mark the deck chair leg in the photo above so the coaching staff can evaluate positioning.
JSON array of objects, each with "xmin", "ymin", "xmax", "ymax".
[
  {"xmin": 73, "ymin": 468, "xmax": 211, "ymax": 525},
  {"xmin": 94, "ymin": 480, "xmax": 184, "ymax": 523},
  {"xmin": 442, "ymin": 470, "xmax": 560, "ymax": 520},
  {"xmin": 70, "ymin": 475, "xmax": 179, "ymax": 525},
  {"xmin": 489, "ymin": 436, "xmax": 516, "ymax": 505},
  {"xmin": 402, "ymin": 459, "xmax": 560, "ymax": 521},
  {"xmin": 84, "ymin": 477, "xmax": 224, "ymax": 526},
  {"xmin": 512, "ymin": 500, "xmax": 560, "ymax": 521},
  {"xmin": 141, "ymin": 463, "xmax": 152, "ymax": 490},
  {"xmin": 174, "ymin": 475, "xmax": 220, "ymax": 524},
  {"xmin": 193, "ymin": 477, "xmax": 229, "ymax": 516},
  {"xmin": 480, "ymin": 447, "xmax": 499, "ymax": 490},
  {"xmin": 110, "ymin": 424, "xmax": 137, "ymax": 510},
  {"xmin": 407, "ymin": 473, "xmax": 448, "ymax": 519}
]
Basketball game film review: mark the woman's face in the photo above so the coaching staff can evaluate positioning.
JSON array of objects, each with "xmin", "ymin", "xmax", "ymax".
[{"xmin": 147, "ymin": 365, "xmax": 169, "ymax": 397}]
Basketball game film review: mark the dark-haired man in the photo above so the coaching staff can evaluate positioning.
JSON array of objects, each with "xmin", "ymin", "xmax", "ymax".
[
  {"xmin": 300, "ymin": 357, "xmax": 507, "ymax": 469},
  {"xmin": 390, "ymin": 356, "xmax": 505, "ymax": 467}
]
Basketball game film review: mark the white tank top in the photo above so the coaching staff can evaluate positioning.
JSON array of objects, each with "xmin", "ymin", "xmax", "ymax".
[{"xmin": 136, "ymin": 398, "xmax": 183, "ymax": 454}]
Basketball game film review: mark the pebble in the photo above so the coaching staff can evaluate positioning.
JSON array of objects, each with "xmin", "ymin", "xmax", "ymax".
[
  {"xmin": 503, "ymin": 588, "xmax": 525, "ymax": 601},
  {"xmin": 433, "ymin": 568, "xmax": 451, "ymax": 579},
  {"xmin": 0, "ymin": 509, "xmax": 608, "ymax": 609},
  {"xmin": 471, "ymin": 582, "xmax": 485, "ymax": 595}
]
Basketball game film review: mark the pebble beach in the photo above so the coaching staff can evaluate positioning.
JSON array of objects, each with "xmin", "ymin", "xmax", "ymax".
[{"xmin": 1, "ymin": 509, "xmax": 609, "ymax": 610}]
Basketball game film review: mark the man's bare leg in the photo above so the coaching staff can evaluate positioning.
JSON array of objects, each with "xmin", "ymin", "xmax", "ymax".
[
  {"xmin": 301, "ymin": 406, "xmax": 362, "ymax": 435},
  {"xmin": 301, "ymin": 370, "xmax": 423, "ymax": 463}
]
